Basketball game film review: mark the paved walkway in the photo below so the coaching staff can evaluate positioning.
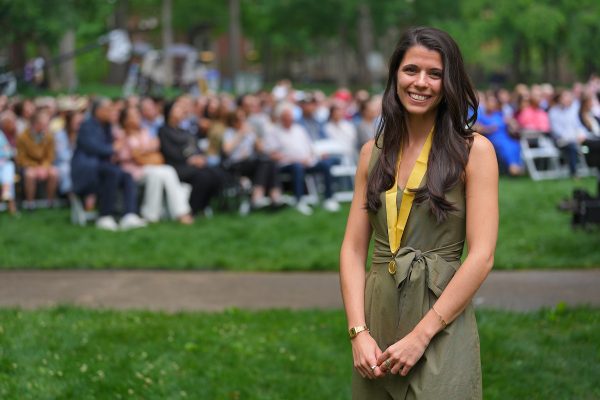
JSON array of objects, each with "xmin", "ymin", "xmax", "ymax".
[{"xmin": 0, "ymin": 269, "xmax": 599, "ymax": 312}]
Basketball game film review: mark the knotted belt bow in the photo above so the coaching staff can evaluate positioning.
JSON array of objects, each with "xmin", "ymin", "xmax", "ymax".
[
  {"xmin": 390, "ymin": 244, "xmax": 461, "ymax": 297},
  {"xmin": 372, "ymin": 240, "xmax": 464, "ymax": 335}
]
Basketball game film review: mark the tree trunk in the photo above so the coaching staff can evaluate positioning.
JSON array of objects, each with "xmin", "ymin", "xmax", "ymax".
[
  {"xmin": 511, "ymin": 39, "xmax": 522, "ymax": 83},
  {"xmin": 523, "ymin": 41, "xmax": 531, "ymax": 83},
  {"xmin": 541, "ymin": 43, "xmax": 550, "ymax": 83},
  {"xmin": 335, "ymin": 24, "xmax": 349, "ymax": 87},
  {"xmin": 282, "ymin": 50, "xmax": 292, "ymax": 81},
  {"xmin": 38, "ymin": 45, "xmax": 61, "ymax": 91},
  {"xmin": 552, "ymin": 48, "xmax": 561, "ymax": 84},
  {"xmin": 59, "ymin": 29, "xmax": 78, "ymax": 92},
  {"xmin": 261, "ymin": 37, "xmax": 272, "ymax": 84},
  {"xmin": 356, "ymin": 2, "xmax": 374, "ymax": 87},
  {"xmin": 161, "ymin": 0, "xmax": 174, "ymax": 87},
  {"xmin": 9, "ymin": 42, "xmax": 26, "ymax": 73},
  {"xmin": 228, "ymin": 0, "xmax": 241, "ymax": 93},
  {"xmin": 106, "ymin": 0, "xmax": 129, "ymax": 85}
]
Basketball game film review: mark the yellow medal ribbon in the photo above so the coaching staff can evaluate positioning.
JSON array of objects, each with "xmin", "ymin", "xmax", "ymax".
[{"xmin": 385, "ymin": 126, "xmax": 434, "ymax": 274}]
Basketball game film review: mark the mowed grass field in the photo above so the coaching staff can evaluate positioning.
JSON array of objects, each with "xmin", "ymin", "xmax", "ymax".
[
  {"xmin": 0, "ymin": 177, "xmax": 598, "ymax": 269},
  {"xmin": 0, "ymin": 306, "xmax": 598, "ymax": 399}
]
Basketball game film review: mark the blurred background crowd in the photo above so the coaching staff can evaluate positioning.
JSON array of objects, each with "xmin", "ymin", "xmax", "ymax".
[
  {"xmin": 1, "ymin": 76, "xmax": 599, "ymax": 230},
  {"xmin": 0, "ymin": 81, "xmax": 379, "ymax": 228}
]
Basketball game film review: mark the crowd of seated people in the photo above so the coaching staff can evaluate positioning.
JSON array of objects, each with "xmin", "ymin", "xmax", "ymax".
[
  {"xmin": 475, "ymin": 76, "xmax": 600, "ymax": 177},
  {"xmin": 1, "ymin": 76, "xmax": 599, "ymax": 223},
  {"xmin": 0, "ymin": 84, "xmax": 383, "ymax": 224}
]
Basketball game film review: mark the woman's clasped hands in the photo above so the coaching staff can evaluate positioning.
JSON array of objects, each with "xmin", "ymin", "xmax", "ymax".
[{"xmin": 353, "ymin": 330, "xmax": 430, "ymax": 379}]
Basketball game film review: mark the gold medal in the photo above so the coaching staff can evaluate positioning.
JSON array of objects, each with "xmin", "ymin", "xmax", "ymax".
[{"xmin": 388, "ymin": 259, "xmax": 397, "ymax": 275}]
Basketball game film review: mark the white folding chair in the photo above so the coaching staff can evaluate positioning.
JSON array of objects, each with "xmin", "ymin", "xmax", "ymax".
[
  {"xmin": 313, "ymin": 139, "xmax": 357, "ymax": 203},
  {"xmin": 520, "ymin": 130, "xmax": 567, "ymax": 180}
]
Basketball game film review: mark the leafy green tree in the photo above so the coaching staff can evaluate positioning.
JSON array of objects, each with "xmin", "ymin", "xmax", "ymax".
[{"xmin": 0, "ymin": 0, "xmax": 114, "ymax": 88}]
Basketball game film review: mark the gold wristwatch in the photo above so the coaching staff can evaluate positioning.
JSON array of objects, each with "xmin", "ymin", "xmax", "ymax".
[{"xmin": 348, "ymin": 325, "xmax": 369, "ymax": 339}]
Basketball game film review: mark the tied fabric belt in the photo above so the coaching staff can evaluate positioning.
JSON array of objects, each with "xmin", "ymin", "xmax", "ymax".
[
  {"xmin": 371, "ymin": 240, "xmax": 464, "ymax": 333},
  {"xmin": 372, "ymin": 240, "xmax": 464, "ymax": 295}
]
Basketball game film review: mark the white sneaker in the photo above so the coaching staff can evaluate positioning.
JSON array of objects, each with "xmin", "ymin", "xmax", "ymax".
[
  {"xmin": 251, "ymin": 196, "xmax": 271, "ymax": 210},
  {"xmin": 203, "ymin": 207, "xmax": 214, "ymax": 219},
  {"xmin": 119, "ymin": 213, "xmax": 147, "ymax": 230},
  {"xmin": 279, "ymin": 195, "xmax": 296, "ymax": 206},
  {"xmin": 295, "ymin": 201, "xmax": 313, "ymax": 216},
  {"xmin": 239, "ymin": 200, "xmax": 251, "ymax": 216},
  {"xmin": 323, "ymin": 198, "xmax": 341, "ymax": 212},
  {"xmin": 96, "ymin": 216, "xmax": 119, "ymax": 231}
]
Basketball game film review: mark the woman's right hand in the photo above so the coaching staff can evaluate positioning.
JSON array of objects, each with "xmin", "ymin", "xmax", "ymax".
[{"xmin": 351, "ymin": 332, "xmax": 384, "ymax": 379}]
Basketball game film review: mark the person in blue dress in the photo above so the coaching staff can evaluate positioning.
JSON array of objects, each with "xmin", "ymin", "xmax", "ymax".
[{"xmin": 476, "ymin": 93, "xmax": 523, "ymax": 176}]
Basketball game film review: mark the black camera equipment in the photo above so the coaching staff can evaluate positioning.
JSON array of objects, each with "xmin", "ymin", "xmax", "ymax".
[{"xmin": 572, "ymin": 139, "xmax": 600, "ymax": 228}]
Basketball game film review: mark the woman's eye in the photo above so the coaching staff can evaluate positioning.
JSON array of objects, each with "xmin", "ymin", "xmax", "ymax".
[{"xmin": 430, "ymin": 71, "xmax": 443, "ymax": 79}]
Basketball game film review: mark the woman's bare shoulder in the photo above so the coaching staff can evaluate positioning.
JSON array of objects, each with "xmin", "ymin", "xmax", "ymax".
[
  {"xmin": 359, "ymin": 139, "xmax": 375, "ymax": 165},
  {"xmin": 468, "ymin": 132, "xmax": 495, "ymax": 159},
  {"xmin": 356, "ymin": 139, "xmax": 376, "ymax": 173},
  {"xmin": 360, "ymin": 139, "xmax": 375, "ymax": 159},
  {"xmin": 466, "ymin": 132, "xmax": 498, "ymax": 174}
]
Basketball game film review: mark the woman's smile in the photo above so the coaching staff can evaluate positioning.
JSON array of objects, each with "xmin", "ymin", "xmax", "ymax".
[{"xmin": 407, "ymin": 92, "xmax": 433, "ymax": 102}]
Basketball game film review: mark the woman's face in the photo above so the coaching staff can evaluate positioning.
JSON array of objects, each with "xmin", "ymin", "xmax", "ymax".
[
  {"xmin": 485, "ymin": 95, "xmax": 499, "ymax": 112},
  {"xmin": 396, "ymin": 45, "xmax": 443, "ymax": 118},
  {"xmin": 234, "ymin": 109, "xmax": 246, "ymax": 129},
  {"xmin": 206, "ymin": 98, "xmax": 219, "ymax": 117},
  {"xmin": 497, "ymin": 89, "xmax": 511, "ymax": 104},
  {"xmin": 169, "ymin": 102, "xmax": 185, "ymax": 126},
  {"xmin": 23, "ymin": 100, "xmax": 35, "ymax": 118},
  {"xmin": 70, "ymin": 112, "xmax": 84, "ymax": 133},
  {"xmin": 331, "ymin": 106, "xmax": 343, "ymax": 122},
  {"xmin": 519, "ymin": 97, "xmax": 530, "ymax": 110},
  {"xmin": 125, "ymin": 107, "xmax": 141, "ymax": 130},
  {"xmin": 559, "ymin": 91, "xmax": 573, "ymax": 108}
]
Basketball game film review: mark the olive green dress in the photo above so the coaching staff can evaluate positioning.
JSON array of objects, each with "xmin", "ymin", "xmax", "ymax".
[{"xmin": 351, "ymin": 142, "xmax": 482, "ymax": 399}]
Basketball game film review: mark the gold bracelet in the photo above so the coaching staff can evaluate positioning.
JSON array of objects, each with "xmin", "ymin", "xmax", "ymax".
[{"xmin": 432, "ymin": 306, "xmax": 447, "ymax": 329}]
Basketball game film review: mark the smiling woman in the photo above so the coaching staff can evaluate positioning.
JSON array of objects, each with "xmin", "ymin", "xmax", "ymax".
[
  {"xmin": 396, "ymin": 46, "xmax": 443, "ymax": 118},
  {"xmin": 339, "ymin": 27, "xmax": 498, "ymax": 400}
]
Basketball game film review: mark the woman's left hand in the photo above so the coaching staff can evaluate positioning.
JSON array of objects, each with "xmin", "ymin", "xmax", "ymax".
[{"xmin": 376, "ymin": 329, "xmax": 429, "ymax": 376}]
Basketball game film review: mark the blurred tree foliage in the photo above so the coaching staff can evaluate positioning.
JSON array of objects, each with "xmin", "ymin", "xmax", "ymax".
[
  {"xmin": 239, "ymin": 0, "xmax": 600, "ymax": 84},
  {"xmin": 0, "ymin": 0, "xmax": 113, "ymax": 86},
  {"xmin": 1, "ymin": 0, "xmax": 599, "ymax": 87}
]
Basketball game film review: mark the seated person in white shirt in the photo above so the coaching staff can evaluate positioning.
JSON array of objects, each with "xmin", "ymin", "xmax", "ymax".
[
  {"xmin": 323, "ymin": 103, "xmax": 358, "ymax": 162},
  {"xmin": 548, "ymin": 90, "xmax": 589, "ymax": 177},
  {"xmin": 270, "ymin": 103, "xmax": 340, "ymax": 215},
  {"xmin": 222, "ymin": 109, "xmax": 284, "ymax": 210}
]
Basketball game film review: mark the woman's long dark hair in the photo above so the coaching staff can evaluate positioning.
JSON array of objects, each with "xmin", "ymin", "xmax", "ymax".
[{"xmin": 366, "ymin": 26, "xmax": 478, "ymax": 222}]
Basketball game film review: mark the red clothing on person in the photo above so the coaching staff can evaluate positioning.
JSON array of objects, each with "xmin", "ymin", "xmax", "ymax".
[{"xmin": 517, "ymin": 106, "xmax": 550, "ymax": 132}]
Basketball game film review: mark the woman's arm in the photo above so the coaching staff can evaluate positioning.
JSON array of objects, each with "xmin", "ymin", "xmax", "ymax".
[
  {"xmin": 420, "ymin": 132, "xmax": 498, "ymax": 329},
  {"xmin": 378, "ymin": 133, "xmax": 499, "ymax": 376},
  {"xmin": 339, "ymin": 139, "xmax": 382, "ymax": 379}
]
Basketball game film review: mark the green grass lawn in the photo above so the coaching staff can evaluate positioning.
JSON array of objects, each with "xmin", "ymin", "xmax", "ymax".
[
  {"xmin": 0, "ymin": 176, "xmax": 599, "ymax": 269},
  {"xmin": 0, "ymin": 306, "xmax": 598, "ymax": 399}
]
